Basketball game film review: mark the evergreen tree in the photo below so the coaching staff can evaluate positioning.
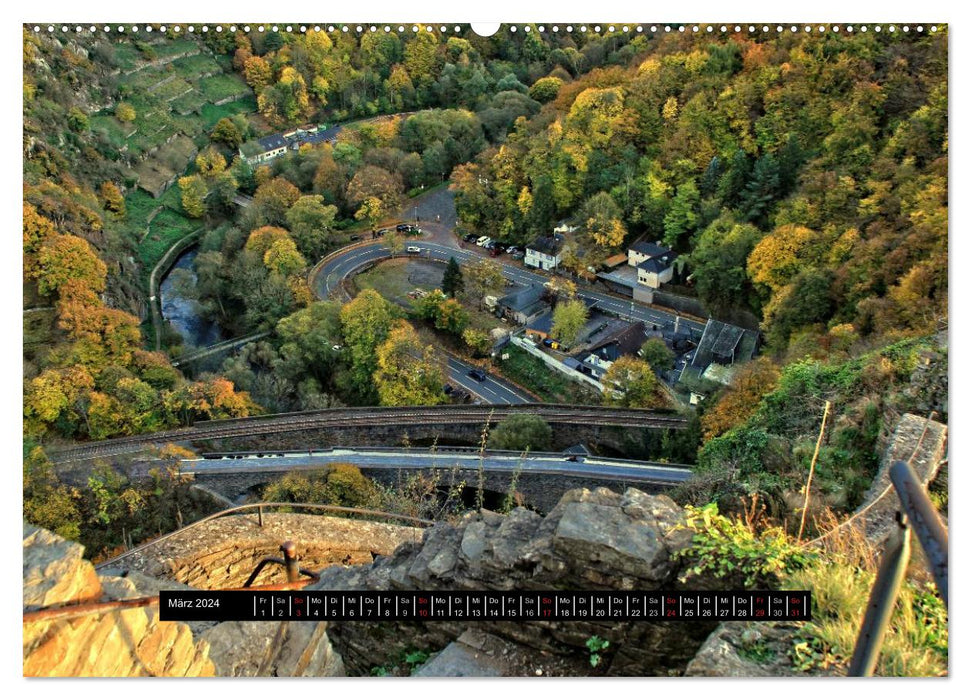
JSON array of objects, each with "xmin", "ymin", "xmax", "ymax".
[
  {"xmin": 717, "ymin": 149, "xmax": 751, "ymax": 207},
  {"xmin": 442, "ymin": 257, "xmax": 464, "ymax": 298},
  {"xmin": 739, "ymin": 154, "xmax": 781, "ymax": 225}
]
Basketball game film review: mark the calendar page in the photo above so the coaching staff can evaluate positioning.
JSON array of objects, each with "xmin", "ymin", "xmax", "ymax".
[{"xmin": 19, "ymin": 2, "xmax": 950, "ymax": 686}]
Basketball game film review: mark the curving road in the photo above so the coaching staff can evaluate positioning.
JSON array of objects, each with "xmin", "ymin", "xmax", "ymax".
[
  {"xmin": 184, "ymin": 447, "xmax": 694, "ymax": 485},
  {"xmin": 312, "ymin": 241, "xmax": 707, "ymax": 334}
]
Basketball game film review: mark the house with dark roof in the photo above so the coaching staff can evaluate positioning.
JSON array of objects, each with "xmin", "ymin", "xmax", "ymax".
[
  {"xmin": 628, "ymin": 240, "xmax": 677, "ymax": 288},
  {"xmin": 682, "ymin": 319, "xmax": 760, "ymax": 385},
  {"xmin": 576, "ymin": 322, "xmax": 646, "ymax": 379},
  {"xmin": 525, "ymin": 234, "xmax": 566, "ymax": 271},
  {"xmin": 497, "ymin": 285, "xmax": 549, "ymax": 325},
  {"xmin": 239, "ymin": 124, "xmax": 342, "ymax": 166}
]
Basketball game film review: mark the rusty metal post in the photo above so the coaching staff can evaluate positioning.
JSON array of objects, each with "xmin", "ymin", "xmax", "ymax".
[
  {"xmin": 890, "ymin": 460, "xmax": 948, "ymax": 605},
  {"xmin": 281, "ymin": 541, "xmax": 299, "ymax": 583},
  {"xmin": 848, "ymin": 513, "xmax": 912, "ymax": 677},
  {"xmin": 258, "ymin": 505, "xmax": 263, "ymax": 528}
]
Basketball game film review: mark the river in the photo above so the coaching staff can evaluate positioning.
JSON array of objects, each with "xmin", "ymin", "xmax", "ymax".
[{"xmin": 158, "ymin": 248, "xmax": 224, "ymax": 349}]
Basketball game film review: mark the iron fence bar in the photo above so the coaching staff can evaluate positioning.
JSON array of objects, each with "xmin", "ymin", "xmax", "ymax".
[
  {"xmin": 889, "ymin": 460, "xmax": 949, "ymax": 605},
  {"xmin": 848, "ymin": 514, "xmax": 912, "ymax": 677}
]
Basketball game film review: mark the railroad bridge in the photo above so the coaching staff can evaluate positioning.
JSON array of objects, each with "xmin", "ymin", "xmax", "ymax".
[{"xmin": 49, "ymin": 405, "xmax": 689, "ymax": 464}]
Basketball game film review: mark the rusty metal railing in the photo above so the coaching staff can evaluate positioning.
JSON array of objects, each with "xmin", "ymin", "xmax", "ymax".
[{"xmin": 848, "ymin": 460, "xmax": 948, "ymax": 676}]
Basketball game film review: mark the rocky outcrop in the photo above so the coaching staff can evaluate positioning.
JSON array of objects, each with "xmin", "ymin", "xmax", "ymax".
[
  {"xmin": 685, "ymin": 622, "xmax": 803, "ymax": 677},
  {"xmin": 200, "ymin": 620, "xmax": 344, "ymax": 677},
  {"xmin": 307, "ymin": 487, "xmax": 714, "ymax": 676},
  {"xmin": 23, "ymin": 524, "xmax": 215, "ymax": 677}
]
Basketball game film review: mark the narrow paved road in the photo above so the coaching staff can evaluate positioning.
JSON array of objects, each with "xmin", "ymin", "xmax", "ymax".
[
  {"xmin": 313, "ymin": 241, "xmax": 706, "ymax": 335},
  {"xmin": 184, "ymin": 447, "xmax": 693, "ymax": 485}
]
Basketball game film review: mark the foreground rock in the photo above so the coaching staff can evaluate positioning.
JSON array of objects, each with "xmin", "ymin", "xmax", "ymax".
[
  {"xmin": 307, "ymin": 487, "xmax": 713, "ymax": 676},
  {"xmin": 23, "ymin": 524, "xmax": 214, "ymax": 677}
]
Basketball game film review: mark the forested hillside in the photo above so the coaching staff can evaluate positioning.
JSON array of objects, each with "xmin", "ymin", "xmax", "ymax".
[{"xmin": 23, "ymin": 25, "xmax": 947, "ymax": 514}]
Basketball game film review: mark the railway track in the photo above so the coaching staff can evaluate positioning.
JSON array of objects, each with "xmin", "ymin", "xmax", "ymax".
[{"xmin": 47, "ymin": 404, "xmax": 687, "ymax": 463}]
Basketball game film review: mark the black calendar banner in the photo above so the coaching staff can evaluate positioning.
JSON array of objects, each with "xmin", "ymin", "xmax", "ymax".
[{"xmin": 159, "ymin": 590, "xmax": 811, "ymax": 622}]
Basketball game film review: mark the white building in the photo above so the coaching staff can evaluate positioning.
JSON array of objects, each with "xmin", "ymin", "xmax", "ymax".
[
  {"xmin": 525, "ymin": 234, "xmax": 565, "ymax": 271},
  {"xmin": 628, "ymin": 241, "xmax": 677, "ymax": 289}
]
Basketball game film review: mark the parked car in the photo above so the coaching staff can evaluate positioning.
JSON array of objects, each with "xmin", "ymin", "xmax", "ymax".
[
  {"xmin": 443, "ymin": 384, "xmax": 454, "ymax": 395},
  {"xmin": 511, "ymin": 251, "xmax": 525, "ymax": 260},
  {"xmin": 396, "ymin": 223, "xmax": 411, "ymax": 232},
  {"xmin": 463, "ymin": 233, "xmax": 478, "ymax": 243},
  {"xmin": 476, "ymin": 236, "xmax": 492, "ymax": 247},
  {"xmin": 467, "ymin": 368, "xmax": 487, "ymax": 382},
  {"xmin": 349, "ymin": 234, "xmax": 361, "ymax": 241},
  {"xmin": 406, "ymin": 245, "xmax": 421, "ymax": 253},
  {"xmin": 375, "ymin": 228, "xmax": 390, "ymax": 237}
]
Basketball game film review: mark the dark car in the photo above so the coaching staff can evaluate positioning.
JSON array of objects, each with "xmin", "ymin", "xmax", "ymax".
[
  {"xmin": 396, "ymin": 223, "xmax": 411, "ymax": 232},
  {"xmin": 463, "ymin": 233, "xmax": 478, "ymax": 243},
  {"xmin": 467, "ymin": 368, "xmax": 487, "ymax": 382},
  {"xmin": 443, "ymin": 384, "xmax": 454, "ymax": 394},
  {"xmin": 349, "ymin": 234, "xmax": 361, "ymax": 241}
]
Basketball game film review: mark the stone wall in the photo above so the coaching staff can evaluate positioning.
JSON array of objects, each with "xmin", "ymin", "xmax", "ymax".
[{"xmin": 99, "ymin": 513, "xmax": 424, "ymax": 589}]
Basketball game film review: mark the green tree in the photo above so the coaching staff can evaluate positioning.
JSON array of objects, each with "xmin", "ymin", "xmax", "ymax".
[
  {"xmin": 441, "ymin": 257, "xmax": 464, "ymax": 298},
  {"xmin": 663, "ymin": 180, "xmax": 701, "ymax": 249},
  {"xmin": 339, "ymin": 290, "xmax": 395, "ymax": 398},
  {"xmin": 640, "ymin": 338, "xmax": 675, "ymax": 372},
  {"xmin": 687, "ymin": 216, "xmax": 762, "ymax": 315},
  {"xmin": 551, "ymin": 298, "xmax": 589, "ymax": 347},
  {"xmin": 286, "ymin": 195, "xmax": 338, "ymax": 259},
  {"xmin": 463, "ymin": 258, "xmax": 504, "ymax": 308},
  {"xmin": 529, "ymin": 76, "xmax": 563, "ymax": 103},
  {"xmin": 489, "ymin": 414, "xmax": 552, "ymax": 451}
]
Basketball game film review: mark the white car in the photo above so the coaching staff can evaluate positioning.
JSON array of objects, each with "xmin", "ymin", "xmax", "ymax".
[
  {"xmin": 476, "ymin": 237, "xmax": 492, "ymax": 247},
  {"xmin": 406, "ymin": 246, "xmax": 421, "ymax": 253}
]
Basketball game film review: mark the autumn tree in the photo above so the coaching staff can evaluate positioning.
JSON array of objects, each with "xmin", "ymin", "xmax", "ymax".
[
  {"xmin": 701, "ymin": 358, "xmax": 780, "ymax": 441},
  {"xmin": 35, "ymin": 234, "xmax": 107, "ymax": 296},
  {"xmin": 529, "ymin": 77, "xmax": 563, "ymax": 103},
  {"xmin": 416, "ymin": 290, "xmax": 470, "ymax": 335},
  {"xmin": 243, "ymin": 55, "xmax": 273, "ymax": 92},
  {"xmin": 374, "ymin": 320, "xmax": 447, "ymax": 406},
  {"xmin": 551, "ymin": 298, "xmax": 589, "ymax": 347},
  {"xmin": 263, "ymin": 237, "xmax": 307, "ymax": 277},
  {"xmin": 462, "ymin": 327, "xmax": 492, "ymax": 357},
  {"xmin": 339, "ymin": 289, "xmax": 395, "ymax": 398},
  {"xmin": 253, "ymin": 177, "xmax": 301, "ymax": 226},
  {"xmin": 580, "ymin": 191, "xmax": 626, "ymax": 250},
  {"xmin": 195, "ymin": 147, "xmax": 227, "ymax": 178},
  {"xmin": 98, "ymin": 182, "xmax": 125, "ymax": 216},
  {"xmin": 178, "ymin": 175, "xmax": 208, "ymax": 218},
  {"xmin": 245, "ymin": 226, "xmax": 291, "ymax": 257},
  {"xmin": 115, "ymin": 102, "xmax": 135, "ymax": 122},
  {"xmin": 346, "ymin": 165, "xmax": 403, "ymax": 217},
  {"xmin": 602, "ymin": 356, "xmax": 659, "ymax": 408},
  {"xmin": 211, "ymin": 117, "xmax": 244, "ymax": 148}
]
